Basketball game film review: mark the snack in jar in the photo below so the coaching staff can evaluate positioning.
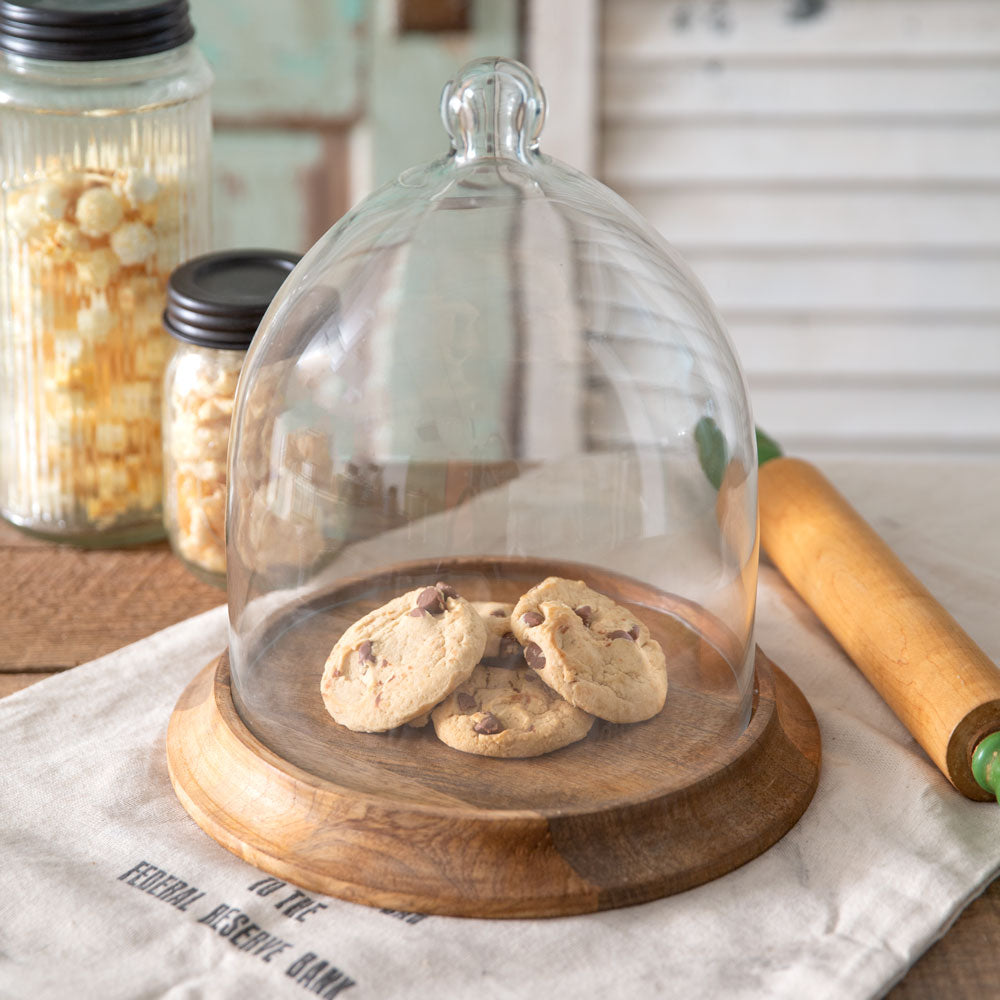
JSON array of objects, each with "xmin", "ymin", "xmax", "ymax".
[
  {"xmin": 162, "ymin": 249, "xmax": 299, "ymax": 585},
  {"xmin": 0, "ymin": 0, "xmax": 212, "ymax": 544}
]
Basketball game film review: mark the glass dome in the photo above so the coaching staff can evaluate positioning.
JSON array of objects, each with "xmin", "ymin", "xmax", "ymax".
[{"xmin": 225, "ymin": 58, "xmax": 759, "ymax": 804}]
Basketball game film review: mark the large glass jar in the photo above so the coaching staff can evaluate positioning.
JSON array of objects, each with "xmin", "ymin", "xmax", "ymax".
[
  {"xmin": 0, "ymin": 0, "xmax": 212, "ymax": 545},
  {"xmin": 162, "ymin": 250, "xmax": 299, "ymax": 587}
]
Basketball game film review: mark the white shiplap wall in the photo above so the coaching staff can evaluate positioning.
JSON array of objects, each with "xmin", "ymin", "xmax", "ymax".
[{"xmin": 599, "ymin": 0, "xmax": 1000, "ymax": 459}]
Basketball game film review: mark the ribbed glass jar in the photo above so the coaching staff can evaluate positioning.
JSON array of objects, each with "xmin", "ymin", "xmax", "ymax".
[{"xmin": 0, "ymin": 2, "xmax": 212, "ymax": 545}]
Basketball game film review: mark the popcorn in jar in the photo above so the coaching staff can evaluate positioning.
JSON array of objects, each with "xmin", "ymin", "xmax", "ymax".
[
  {"xmin": 0, "ymin": 0, "xmax": 212, "ymax": 544},
  {"xmin": 162, "ymin": 250, "xmax": 299, "ymax": 585}
]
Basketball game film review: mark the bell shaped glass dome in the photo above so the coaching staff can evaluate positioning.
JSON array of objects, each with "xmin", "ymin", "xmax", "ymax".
[{"xmin": 225, "ymin": 58, "xmax": 759, "ymax": 798}]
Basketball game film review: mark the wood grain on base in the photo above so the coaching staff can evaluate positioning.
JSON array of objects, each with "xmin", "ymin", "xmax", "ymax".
[{"xmin": 167, "ymin": 644, "xmax": 819, "ymax": 918}]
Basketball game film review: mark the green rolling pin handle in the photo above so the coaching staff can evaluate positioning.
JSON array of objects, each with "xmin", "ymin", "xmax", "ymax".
[
  {"xmin": 755, "ymin": 426, "xmax": 783, "ymax": 466},
  {"xmin": 694, "ymin": 417, "xmax": 783, "ymax": 489},
  {"xmin": 971, "ymin": 733, "xmax": 1000, "ymax": 804}
]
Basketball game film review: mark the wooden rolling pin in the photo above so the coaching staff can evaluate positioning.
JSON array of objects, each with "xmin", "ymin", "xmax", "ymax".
[{"xmin": 757, "ymin": 455, "xmax": 1000, "ymax": 802}]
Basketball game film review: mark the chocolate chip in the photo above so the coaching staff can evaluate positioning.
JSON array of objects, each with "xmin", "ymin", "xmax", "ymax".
[
  {"xmin": 490, "ymin": 609, "xmax": 507, "ymax": 617},
  {"xmin": 473, "ymin": 712, "xmax": 504, "ymax": 735},
  {"xmin": 521, "ymin": 611, "xmax": 544, "ymax": 627},
  {"xmin": 524, "ymin": 642, "xmax": 546, "ymax": 670},
  {"xmin": 358, "ymin": 640, "xmax": 376, "ymax": 664},
  {"xmin": 435, "ymin": 581, "xmax": 458, "ymax": 599},
  {"xmin": 574, "ymin": 605, "xmax": 593, "ymax": 627},
  {"xmin": 628, "ymin": 624, "xmax": 640, "ymax": 640},
  {"xmin": 456, "ymin": 692, "xmax": 477, "ymax": 712},
  {"xmin": 607, "ymin": 629, "xmax": 635, "ymax": 641},
  {"xmin": 408, "ymin": 607, "xmax": 425, "ymax": 617},
  {"xmin": 482, "ymin": 632, "xmax": 524, "ymax": 670},
  {"xmin": 415, "ymin": 586, "xmax": 445, "ymax": 615}
]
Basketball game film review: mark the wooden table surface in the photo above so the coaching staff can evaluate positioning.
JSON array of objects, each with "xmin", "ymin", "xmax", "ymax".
[{"xmin": 2, "ymin": 515, "xmax": 998, "ymax": 996}]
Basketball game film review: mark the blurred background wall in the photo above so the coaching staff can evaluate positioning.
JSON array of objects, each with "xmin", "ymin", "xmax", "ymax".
[
  {"xmin": 196, "ymin": 0, "xmax": 520, "ymax": 251},
  {"xmin": 192, "ymin": 0, "xmax": 1000, "ymax": 463}
]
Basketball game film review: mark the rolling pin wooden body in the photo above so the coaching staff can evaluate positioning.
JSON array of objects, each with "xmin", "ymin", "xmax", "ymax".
[{"xmin": 758, "ymin": 456, "xmax": 1000, "ymax": 800}]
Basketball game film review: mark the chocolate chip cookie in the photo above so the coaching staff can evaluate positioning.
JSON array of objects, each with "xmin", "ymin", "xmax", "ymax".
[
  {"xmin": 471, "ymin": 601, "xmax": 526, "ymax": 668},
  {"xmin": 431, "ymin": 663, "xmax": 594, "ymax": 757},
  {"xmin": 511, "ymin": 577, "xmax": 667, "ymax": 723},
  {"xmin": 320, "ymin": 582, "xmax": 487, "ymax": 732}
]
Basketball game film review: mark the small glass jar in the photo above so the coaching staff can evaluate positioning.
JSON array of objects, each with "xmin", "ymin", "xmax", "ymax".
[
  {"xmin": 0, "ymin": 0, "xmax": 213, "ymax": 545},
  {"xmin": 162, "ymin": 250, "xmax": 299, "ymax": 586}
]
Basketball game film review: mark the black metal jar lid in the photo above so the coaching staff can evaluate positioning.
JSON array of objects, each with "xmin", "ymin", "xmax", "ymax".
[
  {"xmin": 164, "ymin": 249, "xmax": 301, "ymax": 351},
  {"xmin": 0, "ymin": 0, "xmax": 194, "ymax": 61}
]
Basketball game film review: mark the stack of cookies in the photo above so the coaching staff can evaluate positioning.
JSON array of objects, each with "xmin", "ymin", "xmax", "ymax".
[{"xmin": 320, "ymin": 576, "xmax": 668, "ymax": 759}]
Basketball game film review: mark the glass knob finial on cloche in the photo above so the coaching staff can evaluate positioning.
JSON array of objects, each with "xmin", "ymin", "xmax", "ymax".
[{"xmin": 440, "ymin": 57, "xmax": 546, "ymax": 163}]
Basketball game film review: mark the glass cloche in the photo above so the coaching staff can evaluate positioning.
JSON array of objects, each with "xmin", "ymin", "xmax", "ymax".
[{"xmin": 196, "ymin": 58, "xmax": 796, "ymax": 914}]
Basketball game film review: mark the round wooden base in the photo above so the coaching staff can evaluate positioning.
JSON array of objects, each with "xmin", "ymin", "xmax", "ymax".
[{"xmin": 167, "ymin": 646, "xmax": 820, "ymax": 918}]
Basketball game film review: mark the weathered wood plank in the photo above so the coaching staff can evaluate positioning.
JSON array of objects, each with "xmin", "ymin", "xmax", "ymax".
[
  {"xmin": 367, "ymin": 0, "xmax": 521, "ymax": 188},
  {"xmin": 748, "ymin": 383, "xmax": 1000, "ymax": 448},
  {"xmin": 891, "ymin": 881, "xmax": 1000, "ymax": 999},
  {"xmin": 602, "ymin": 122, "xmax": 1000, "ymax": 184},
  {"xmin": 627, "ymin": 189, "xmax": 1000, "ymax": 250},
  {"xmin": 196, "ymin": 0, "xmax": 366, "ymax": 121},
  {"xmin": 585, "ymin": 379, "xmax": 1000, "ymax": 453},
  {"xmin": 604, "ymin": 62, "xmax": 1000, "ymax": 118},
  {"xmin": 688, "ymin": 254, "xmax": 1000, "ymax": 313},
  {"xmin": 589, "ymin": 317, "xmax": 1000, "ymax": 378},
  {"xmin": 528, "ymin": 0, "xmax": 599, "ymax": 172},
  {"xmin": 212, "ymin": 130, "xmax": 340, "ymax": 254},
  {"xmin": 0, "ymin": 673, "xmax": 54, "ymax": 698},
  {"xmin": 728, "ymin": 318, "xmax": 1000, "ymax": 378},
  {"xmin": 605, "ymin": 0, "xmax": 1000, "ymax": 59},
  {"xmin": 0, "ymin": 543, "xmax": 222, "ymax": 672},
  {"xmin": 0, "ymin": 519, "xmax": 47, "ymax": 548}
]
